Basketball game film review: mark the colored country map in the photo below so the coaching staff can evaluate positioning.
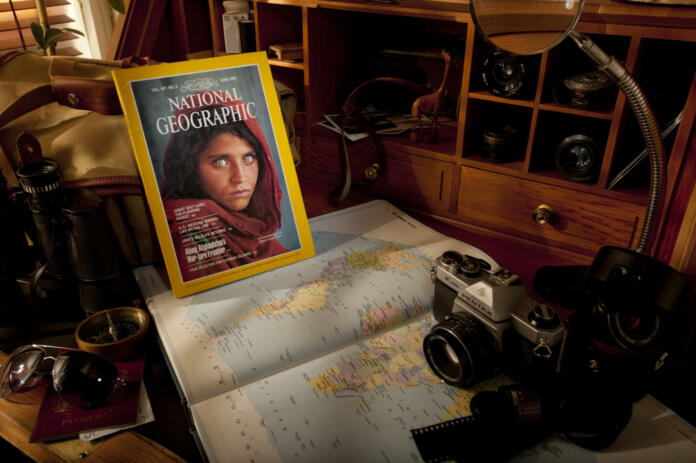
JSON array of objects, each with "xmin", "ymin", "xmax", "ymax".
[
  {"xmin": 186, "ymin": 231, "xmax": 435, "ymax": 389},
  {"xmin": 193, "ymin": 316, "xmax": 512, "ymax": 463}
]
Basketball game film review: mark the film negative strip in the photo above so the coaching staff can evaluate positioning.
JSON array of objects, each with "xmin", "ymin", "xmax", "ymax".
[{"xmin": 410, "ymin": 415, "xmax": 478, "ymax": 463}]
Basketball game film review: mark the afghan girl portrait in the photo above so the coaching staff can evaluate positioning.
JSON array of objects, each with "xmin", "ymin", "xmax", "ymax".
[{"xmin": 160, "ymin": 97, "xmax": 292, "ymax": 282}]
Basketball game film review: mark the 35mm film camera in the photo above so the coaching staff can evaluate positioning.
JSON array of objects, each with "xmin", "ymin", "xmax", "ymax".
[
  {"xmin": 423, "ymin": 250, "xmax": 564, "ymax": 387},
  {"xmin": 418, "ymin": 246, "xmax": 689, "ymax": 459}
]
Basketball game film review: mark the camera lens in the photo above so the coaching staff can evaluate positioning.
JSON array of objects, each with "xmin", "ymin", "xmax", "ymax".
[
  {"xmin": 606, "ymin": 306, "xmax": 661, "ymax": 349},
  {"xmin": 493, "ymin": 59, "xmax": 519, "ymax": 85},
  {"xmin": 428, "ymin": 336, "xmax": 468, "ymax": 381},
  {"xmin": 482, "ymin": 51, "xmax": 527, "ymax": 97},
  {"xmin": 481, "ymin": 125, "xmax": 519, "ymax": 162},
  {"xmin": 423, "ymin": 314, "xmax": 499, "ymax": 387},
  {"xmin": 555, "ymin": 134, "xmax": 599, "ymax": 182}
]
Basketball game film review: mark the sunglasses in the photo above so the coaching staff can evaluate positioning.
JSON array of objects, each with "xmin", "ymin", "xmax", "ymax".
[{"xmin": 0, "ymin": 344, "xmax": 127, "ymax": 409}]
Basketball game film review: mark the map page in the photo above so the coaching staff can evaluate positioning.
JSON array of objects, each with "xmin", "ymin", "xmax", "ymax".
[
  {"xmin": 134, "ymin": 200, "xmax": 503, "ymax": 461},
  {"xmin": 188, "ymin": 324, "xmax": 696, "ymax": 463},
  {"xmin": 135, "ymin": 200, "xmax": 696, "ymax": 463},
  {"xmin": 190, "ymin": 314, "xmax": 510, "ymax": 463},
  {"xmin": 134, "ymin": 200, "xmax": 499, "ymax": 405}
]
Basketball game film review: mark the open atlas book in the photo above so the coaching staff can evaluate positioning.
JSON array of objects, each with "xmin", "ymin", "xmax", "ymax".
[{"xmin": 134, "ymin": 200, "xmax": 696, "ymax": 463}]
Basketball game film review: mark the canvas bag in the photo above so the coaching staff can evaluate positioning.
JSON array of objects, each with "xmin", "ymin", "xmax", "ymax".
[{"xmin": 0, "ymin": 51, "xmax": 159, "ymax": 266}]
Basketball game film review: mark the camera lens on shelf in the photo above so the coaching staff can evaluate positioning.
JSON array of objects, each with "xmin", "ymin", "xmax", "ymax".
[
  {"xmin": 555, "ymin": 134, "xmax": 600, "ymax": 182},
  {"xmin": 481, "ymin": 125, "xmax": 519, "ymax": 162},
  {"xmin": 481, "ymin": 50, "xmax": 528, "ymax": 98}
]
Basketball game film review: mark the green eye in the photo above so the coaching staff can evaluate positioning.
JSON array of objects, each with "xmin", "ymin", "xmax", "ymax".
[
  {"xmin": 213, "ymin": 157, "xmax": 228, "ymax": 167},
  {"xmin": 243, "ymin": 153, "xmax": 256, "ymax": 164}
]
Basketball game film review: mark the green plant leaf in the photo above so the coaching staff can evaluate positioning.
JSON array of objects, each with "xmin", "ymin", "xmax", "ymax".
[
  {"xmin": 63, "ymin": 28, "xmax": 85, "ymax": 37},
  {"xmin": 107, "ymin": 0, "xmax": 125, "ymax": 14},
  {"xmin": 44, "ymin": 28, "xmax": 64, "ymax": 48},
  {"xmin": 30, "ymin": 22, "xmax": 46, "ymax": 49}
]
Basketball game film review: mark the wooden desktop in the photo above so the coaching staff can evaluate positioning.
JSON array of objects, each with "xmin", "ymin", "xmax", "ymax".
[
  {"xmin": 1, "ymin": 0, "xmax": 695, "ymax": 460},
  {"xmin": 2, "ymin": 179, "xmax": 694, "ymax": 462},
  {"xmin": 0, "ymin": 179, "xmax": 588, "ymax": 462}
]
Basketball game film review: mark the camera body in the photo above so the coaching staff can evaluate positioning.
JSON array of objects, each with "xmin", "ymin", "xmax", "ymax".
[{"xmin": 424, "ymin": 250, "xmax": 564, "ymax": 387}]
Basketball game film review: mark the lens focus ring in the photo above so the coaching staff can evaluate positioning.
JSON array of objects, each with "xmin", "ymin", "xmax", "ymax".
[{"xmin": 423, "ymin": 313, "xmax": 499, "ymax": 387}]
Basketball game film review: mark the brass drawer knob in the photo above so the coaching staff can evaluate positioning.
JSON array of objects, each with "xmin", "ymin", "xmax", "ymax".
[
  {"xmin": 68, "ymin": 93, "xmax": 80, "ymax": 106},
  {"xmin": 532, "ymin": 204, "xmax": 554, "ymax": 225},
  {"xmin": 363, "ymin": 163, "xmax": 381, "ymax": 182}
]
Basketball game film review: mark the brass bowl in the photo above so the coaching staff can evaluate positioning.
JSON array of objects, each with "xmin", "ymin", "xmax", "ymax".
[{"xmin": 75, "ymin": 307, "xmax": 150, "ymax": 361}]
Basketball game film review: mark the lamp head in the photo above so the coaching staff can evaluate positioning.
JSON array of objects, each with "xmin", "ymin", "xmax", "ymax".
[{"xmin": 471, "ymin": 0, "xmax": 584, "ymax": 55}]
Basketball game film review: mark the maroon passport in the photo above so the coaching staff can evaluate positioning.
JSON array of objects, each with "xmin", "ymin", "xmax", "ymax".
[{"xmin": 29, "ymin": 356, "xmax": 144, "ymax": 442}]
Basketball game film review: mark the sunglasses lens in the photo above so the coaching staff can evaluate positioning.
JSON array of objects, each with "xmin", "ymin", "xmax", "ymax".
[
  {"xmin": 53, "ymin": 351, "xmax": 118, "ymax": 409},
  {"xmin": 0, "ymin": 347, "xmax": 45, "ymax": 398}
]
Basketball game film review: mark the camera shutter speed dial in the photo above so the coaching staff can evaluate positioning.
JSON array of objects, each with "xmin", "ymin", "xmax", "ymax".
[
  {"xmin": 441, "ymin": 250, "xmax": 462, "ymax": 265},
  {"xmin": 528, "ymin": 304, "xmax": 560, "ymax": 330},
  {"xmin": 459, "ymin": 256, "xmax": 482, "ymax": 277},
  {"xmin": 439, "ymin": 250, "xmax": 463, "ymax": 273},
  {"xmin": 459, "ymin": 255, "xmax": 491, "ymax": 278}
]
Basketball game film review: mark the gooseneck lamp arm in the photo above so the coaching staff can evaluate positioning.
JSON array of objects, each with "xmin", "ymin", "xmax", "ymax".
[
  {"xmin": 568, "ymin": 30, "xmax": 665, "ymax": 254},
  {"xmin": 471, "ymin": 0, "xmax": 666, "ymax": 255}
]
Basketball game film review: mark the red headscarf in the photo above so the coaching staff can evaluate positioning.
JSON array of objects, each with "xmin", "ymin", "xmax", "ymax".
[{"xmin": 161, "ymin": 94, "xmax": 288, "ymax": 282}]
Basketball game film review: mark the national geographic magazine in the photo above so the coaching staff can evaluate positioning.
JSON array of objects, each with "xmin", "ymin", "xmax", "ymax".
[{"xmin": 113, "ymin": 53, "xmax": 314, "ymax": 297}]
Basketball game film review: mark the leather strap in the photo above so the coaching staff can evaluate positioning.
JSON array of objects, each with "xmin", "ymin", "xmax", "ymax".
[
  {"xmin": 51, "ymin": 75, "xmax": 122, "ymax": 115},
  {"xmin": 0, "ymin": 52, "xmax": 152, "ymax": 131},
  {"xmin": 64, "ymin": 176, "xmax": 143, "ymax": 190},
  {"xmin": 121, "ymin": 56, "xmax": 155, "ymax": 67},
  {"xmin": 16, "ymin": 132, "xmax": 44, "ymax": 165},
  {"xmin": 0, "ymin": 85, "xmax": 54, "ymax": 130},
  {"xmin": 329, "ymin": 77, "xmax": 429, "ymax": 205},
  {"xmin": 330, "ymin": 110, "xmax": 387, "ymax": 205},
  {"xmin": 0, "ymin": 50, "xmax": 22, "ymax": 67}
]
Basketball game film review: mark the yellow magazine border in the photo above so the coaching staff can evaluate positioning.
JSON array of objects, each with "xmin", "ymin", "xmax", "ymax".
[{"xmin": 112, "ymin": 52, "xmax": 314, "ymax": 297}]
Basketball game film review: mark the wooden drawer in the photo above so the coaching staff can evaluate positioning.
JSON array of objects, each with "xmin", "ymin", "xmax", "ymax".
[
  {"xmin": 310, "ymin": 133, "xmax": 454, "ymax": 212},
  {"xmin": 456, "ymin": 167, "xmax": 645, "ymax": 254},
  {"xmin": 372, "ymin": 149, "xmax": 453, "ymax": 212}
]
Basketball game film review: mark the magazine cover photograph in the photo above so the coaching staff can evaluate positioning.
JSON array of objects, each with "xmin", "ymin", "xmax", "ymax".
[{"xmin": 112, "ymin": 53, "xmax": 314, "ymax": 297}]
